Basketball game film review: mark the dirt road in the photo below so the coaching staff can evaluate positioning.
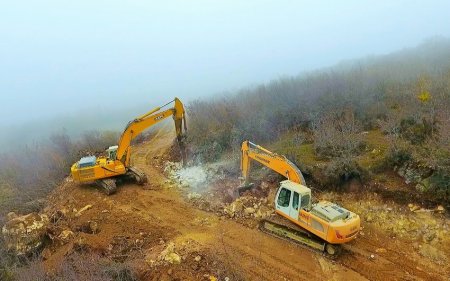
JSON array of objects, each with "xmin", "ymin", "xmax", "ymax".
[{"xmin": 43, "ymin": 124, "xmax": 448, "ymax": 280}]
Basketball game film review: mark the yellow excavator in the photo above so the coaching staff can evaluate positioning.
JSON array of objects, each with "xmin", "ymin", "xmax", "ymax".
[
  {"xmin": 71, "ymin": 98, "xmax": 186, "ymax": 194},
  {"xmin": 239, "ymin": 140, "xmax": 360, "ymax": 255}
]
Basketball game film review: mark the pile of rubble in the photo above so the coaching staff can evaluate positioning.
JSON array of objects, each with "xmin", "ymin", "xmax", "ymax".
[
  {"xmin": 145, "ymin": 239, "xmax": 203, "ymax": 267},
  {"xmin": 2, "ymin": 212, "xmax": 49, "ymax": 255},
  {"xmin": 164, "ymin": 161, "xmax": 209, "ymax": 190},
  {"xmin": 163, "ymin": 161, "xmax": 228, "ymax": 191},
  {"xmin": 1, "ymin": 202, "xmax": 97, "ymax": 256},
  {"xmin": 222, "ymin": 196, "xmax": 274, "ymax": 220}
]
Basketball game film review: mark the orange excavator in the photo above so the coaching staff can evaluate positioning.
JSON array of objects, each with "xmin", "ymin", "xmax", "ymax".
[
  {"xmin": 71, "ymin": 98, "xmax": 186, "ymax": 194},
  {"xmin": 239, "ymin": 141, "xmax": 360, "ymax": 255}
]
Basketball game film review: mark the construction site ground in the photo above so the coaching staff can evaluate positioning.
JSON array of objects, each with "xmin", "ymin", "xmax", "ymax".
[{"xmin": 41, "ymin": 125, "xmax": 449, "ymax": 281}]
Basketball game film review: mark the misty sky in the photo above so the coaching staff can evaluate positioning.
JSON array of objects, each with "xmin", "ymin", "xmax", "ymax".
[{"xmin": 1, "ymin": 0, "xmax": 450, "ymax": 126}]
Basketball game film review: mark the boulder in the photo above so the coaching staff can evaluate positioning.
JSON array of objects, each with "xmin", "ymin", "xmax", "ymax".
[
  {"xmin": 158, "ymin": 242, "xmax": 182, "ymax": 264},
  {"xmin": 2, "ymin": 213, "xmax": 49, "ymax": 255},
  {"xmin": 6, "ymin": 212, "xmax": 18, "ymax": 221},
  {"xmin": 165, "ymin": 252, "xmax": 181, "ymax": 264},
  {"xmin": 223, "ymin": 199, "xmax": 244, "ymax": 217},
  {"xmin": 436, "ymin": 205, "xmax": 445, "ymax": 213}
]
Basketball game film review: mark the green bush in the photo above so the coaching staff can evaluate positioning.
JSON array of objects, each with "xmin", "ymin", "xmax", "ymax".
[
  {"xmin": 399, "ymin": 117, "xmax": 436, "ymax": 145},
  {"xmin": 384, "ymin": 146, "xmax": 412, "ymax": 168},
  {"xmin": 321, "ymin": 157, "xmax": 368, "ymax": 187},
  {"xmin": 427, "ymin": 172, "xmax": 450, "ymax": 200}
]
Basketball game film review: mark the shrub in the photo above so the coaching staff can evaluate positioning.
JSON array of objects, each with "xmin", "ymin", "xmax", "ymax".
[
  {"xmin": 384, "ymin": 145, "xmax": 412, "ymax": 168},
  {"xmin": 322, "ymin": 157, "xmax": 368, "ymax": 187},
  {"xmin": 312, "ymin": 109, "xmax": 365, "ymax": 158}
]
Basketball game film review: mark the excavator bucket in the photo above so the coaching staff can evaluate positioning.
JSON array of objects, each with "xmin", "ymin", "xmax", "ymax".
[{"xmin": 229, "ymin": 182, "xmax": 255, "ymax": 199}]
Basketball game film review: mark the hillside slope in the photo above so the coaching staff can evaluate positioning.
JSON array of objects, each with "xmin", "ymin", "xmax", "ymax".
[{"xmin": 9, "ymin": 125, "xmax": 447, "ymax": 280}]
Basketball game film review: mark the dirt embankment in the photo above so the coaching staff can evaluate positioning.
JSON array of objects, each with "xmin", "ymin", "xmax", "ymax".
[{"xmin": 16, "ymin": 124, "xmax": 449, "ymax": 281}]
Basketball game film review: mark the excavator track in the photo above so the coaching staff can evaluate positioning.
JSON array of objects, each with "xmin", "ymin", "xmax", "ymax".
[
  {"xmin": 259, "ymin": 215, "xmax": 341, "ymax": 257},
  {"xmin": 126, "ymin": 166, "xmax": 148, "ymax": 185},
  {"xmin": 96, "ymin": 178, "xmax": 118, "ymax": 195}
]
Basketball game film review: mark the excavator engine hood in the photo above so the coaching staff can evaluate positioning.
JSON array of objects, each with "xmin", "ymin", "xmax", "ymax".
[{"xmin": 311, "ymin": 201, "xmax": 351, "ymax": 222}]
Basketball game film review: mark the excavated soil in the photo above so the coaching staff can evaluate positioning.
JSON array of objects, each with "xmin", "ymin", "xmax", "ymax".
[{"xmin": 40, "ymin": 124, "xmax": 449, "ymax": 281}]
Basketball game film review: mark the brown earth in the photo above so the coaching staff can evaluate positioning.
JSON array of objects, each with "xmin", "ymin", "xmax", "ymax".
[{"xmin": 39, "ymin": 124, "xmax": 449, "ymax": 281}]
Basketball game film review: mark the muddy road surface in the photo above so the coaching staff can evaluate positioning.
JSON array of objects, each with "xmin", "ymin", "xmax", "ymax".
[{"xmin": 42, "ymin": 125, "xmax": 448, "ymax": 280}]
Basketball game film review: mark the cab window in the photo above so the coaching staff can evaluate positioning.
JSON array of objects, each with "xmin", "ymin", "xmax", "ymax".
[
  {"xmin": 277, "ymin": 188, "xmax": 291, "ymax": 207},
  {"xmin": 301, "ymin": 194, "xmax": 311, "ymax": 209},
  {"xmin": 292, "ymin": 192, "xmax": 299, "ymax": 210}
]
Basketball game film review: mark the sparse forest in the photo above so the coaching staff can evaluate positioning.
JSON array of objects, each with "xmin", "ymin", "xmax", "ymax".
[
  {"xmin": 187, "ymin": 38, "xmax": 450, "ymax": 201},
  {"xmin": 0, "ymin": 130, "xmax": 120, "ymax": 221}
]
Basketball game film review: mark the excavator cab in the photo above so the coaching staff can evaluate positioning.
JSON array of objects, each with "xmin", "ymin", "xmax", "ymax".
[
  {"xmin": 275, "ymin": 180, "xmax": 311, "ymax": 221},
  {"xmin": 106, "ymin": 145, "xmax": 118, "ymax": 161}
]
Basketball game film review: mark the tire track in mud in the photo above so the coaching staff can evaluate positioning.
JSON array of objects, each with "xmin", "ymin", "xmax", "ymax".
[{"xmin": 339, "ymin": 235, "xmax": 447, "ymax": 281}]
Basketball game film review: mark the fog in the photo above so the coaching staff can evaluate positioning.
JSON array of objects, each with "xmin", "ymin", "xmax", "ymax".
[{"xmin": 1, "ymin": 0, "xmax": 450, "ymax": 148}]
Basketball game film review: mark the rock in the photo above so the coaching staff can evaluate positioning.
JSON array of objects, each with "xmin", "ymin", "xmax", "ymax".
[
  {"xmin": 409, "ymin": 205, "xmax": 420, "ymax": 212},
  {"xmin": 375, "ymin": 248, "xmax": 387, "ymax": 253},
  {"xmin": 58, "ymin": 229, "xmax": 74, "ymax": 243},
  {"xmin": 423, "ymin": 231, "xmax": 436, "ymax": 243},
  {"xmin": 158, "ymin": 242, "xmax": 181, "ymax": 264},
  {"xmin": 188, "ymin": 192, "xmax": 202, "ymax": 200},
  {"xmin": 75, "ymin": 205, "xmax": 93, "ymax": 217},
  {"xmin": 244, "ymin": 207, "xmax": 256, "ymax": 216},
  {"xmin": 89, "ymin": 221, "xmax": 99, "ymax": 234},
  {"xmin": 165, "ymin": 252, "xmax": 181, "ymax": 264},
  {"xmin": 418, "ymin": 177, "xmax": 432, "ymax": 192},
  {"xmin": 224, "ymin": 200, "xmax": 244, "ymax": 217},
  {"xmin": 415, "ymin": 183, "xmax": 426, "ymax": 192},
  {"xmin": 194, "ymin": 255, "xmax": 202, "ymax": 262},
  {"xmin": 261, "ymin": 182, "xmax": 269, "ymax": 190},
  {"xmin": 7, "ymin": 212, "xmax": 18, "ymax": 221},
  {"xmin": 2, "ymin": 213, "xmax": 49, "ymax": 255},
  {"xmin": 436, "ymin": 205, "xmax": 445, "ymax": 213}
]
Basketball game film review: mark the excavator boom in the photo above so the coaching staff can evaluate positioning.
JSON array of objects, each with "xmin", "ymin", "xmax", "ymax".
[
  {"xmin": 116, "ymin": 98, "xmax": 186, "ymax": 165},
  {"xmin": 240, "ymin": 140, "xmax": 305, "ymax": 187}
]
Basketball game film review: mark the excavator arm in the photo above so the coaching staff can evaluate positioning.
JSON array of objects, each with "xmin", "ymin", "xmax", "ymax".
[
  {"xmin": 240, "ymin": 140, "xmax": 306, "ymax": 186},
  {"xmin": 116, "ymin": 98, "xmax": 186, "ymax": 166}
]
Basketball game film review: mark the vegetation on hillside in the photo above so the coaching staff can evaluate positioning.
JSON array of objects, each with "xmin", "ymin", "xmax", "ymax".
[
  {"xmin": 187, "ymin": 39, "xmax": 450, "ymax": 200},
  {"xmin": 0, "ymin": 130, "xmax": 120, "ymax": 221}
]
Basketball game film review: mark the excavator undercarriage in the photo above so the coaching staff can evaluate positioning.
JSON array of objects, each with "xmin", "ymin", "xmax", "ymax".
[
  {"xmin": 95, "ymin": 166, "xmax": 147, "ymax": 195},
  {"xmin": 260, "ymin": 215, "xmax": 341, "ymax": 256}
]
